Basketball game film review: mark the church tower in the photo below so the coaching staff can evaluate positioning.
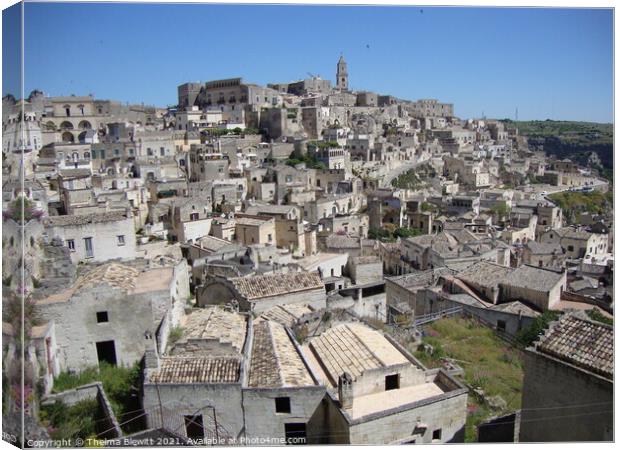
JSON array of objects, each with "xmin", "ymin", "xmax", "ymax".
[{"xmin": 336, "ymin": 54, "xmax": 348, "ymax": 91}]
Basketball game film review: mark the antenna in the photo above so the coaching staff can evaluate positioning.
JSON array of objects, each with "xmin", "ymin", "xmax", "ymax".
[{"xmin": 515, "ymin": 107, "xmax": 519, "ymax": 121}]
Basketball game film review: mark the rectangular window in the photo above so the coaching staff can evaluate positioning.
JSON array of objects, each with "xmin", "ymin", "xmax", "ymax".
[
  {"xmin": 117, "ymin": 235, "xmax": 125, "ymax": 246},
  {"xmin": 567, "ymin": 245, "xmax": 574, "ymax": 252},
  {"xmin": 385, "ymin": 374, "xmax": 400, "ymax": 391},
  {"xmin": 190, "ymin": 213, "xmax": 199, "ymax": 221},
  {"xmin": 497, "ymin": 320, "xmax": 506, "ymax": 332},
  {"xmin": 432, "ymin": 429, "xmax": 442, "ymax": 442},
  {"xmin": 268, "ymin": 233, "xmax": 273, "ymax": 242},
  {"xmin": 66, "ymin": 239, "xmax": 75, "ymax": 251},
  {"xmin": 275, "ymin": 397, "xmax": 291, "ymax": 413},
  {"xmin": 96, "ymin": 311, "xmax": 109, "ymax": 323},
  {"xmin": 84, "ymin": 237, "xmax": 94, "ymax": 258},
  {"xmin": 160, "ymin": 147, "xmax": 165, "ymax": 156}
]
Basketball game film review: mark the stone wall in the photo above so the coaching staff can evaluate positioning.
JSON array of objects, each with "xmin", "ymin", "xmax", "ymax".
[{"xmin": 520, "ymin": 350, "xmax": 612, "ymax": 442}]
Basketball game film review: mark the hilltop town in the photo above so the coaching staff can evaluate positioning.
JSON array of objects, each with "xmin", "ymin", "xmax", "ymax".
[{"xmin": 2, "ymin": 56, "xmax": 613, "ymax": 445}]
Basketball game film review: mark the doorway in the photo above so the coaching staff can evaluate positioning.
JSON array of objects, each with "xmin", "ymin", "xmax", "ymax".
[
  {"xmin": 184, "ymin": 415, "xmax": 204, "ymax": 440},
  {"xmin": 96, "ymin": 340, "xmax": 117, "ymax": 366}
]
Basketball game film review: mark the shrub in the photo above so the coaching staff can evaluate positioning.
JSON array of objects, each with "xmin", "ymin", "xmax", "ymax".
[
  {"xmin": 40, "ymin": 399, "xmax": 100, "ymax": 441},
  {"xmin": 516, "ymin": 310, "xmax": 560, "ymax": 346}
]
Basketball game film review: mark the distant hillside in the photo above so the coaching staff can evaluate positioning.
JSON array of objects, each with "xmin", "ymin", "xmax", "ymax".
[{"xmin": 500, "ymin": 120, "xmax": 614, "ymax": 180}]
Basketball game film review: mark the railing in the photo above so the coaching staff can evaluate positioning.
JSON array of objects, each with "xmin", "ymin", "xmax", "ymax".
[{"xmin": 414, "ymin": 306, "xmax": 463, "ymax": 326}]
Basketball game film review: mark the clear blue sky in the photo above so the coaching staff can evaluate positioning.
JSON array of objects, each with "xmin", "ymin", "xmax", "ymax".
[{"xmin": 2, "ymin": 3, "xmax": 614, "ymax": 122}]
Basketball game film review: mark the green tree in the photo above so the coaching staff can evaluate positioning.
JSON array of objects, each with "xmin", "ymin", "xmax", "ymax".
[{"xmin": 516, "ymin": 311, "xmax": 560, "ymax": 346}]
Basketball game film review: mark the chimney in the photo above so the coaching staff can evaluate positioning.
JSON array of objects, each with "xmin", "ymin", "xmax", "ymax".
[{"xmin": 338, "ymin": 372, "xmax": 354, "ymax": 410}]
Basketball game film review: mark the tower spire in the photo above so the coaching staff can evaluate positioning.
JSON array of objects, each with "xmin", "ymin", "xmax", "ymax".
[{"xmin": 336, "ymin": 54, "xmax": 348, "ymax": 91}]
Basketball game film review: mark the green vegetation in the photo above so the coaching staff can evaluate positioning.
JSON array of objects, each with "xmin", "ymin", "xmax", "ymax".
[
  {"xmin": 548, "ymin": 190, "xmax": 613, "ymax": 223},
  {"xmin": 368, "ymin": 226, "xmax": 422, "ymax": 242},
  {"xmin": 420, "ymin": 202, "xmax": 438, "ymax": 213},
  {"xmin": 203, "ymin": 126, "xmax": 260, "ymax": 137},
  {"xmin": 586, "ymin": 308, "xmax": 613, "ymax": 326},
  {"xmin": 391, "ymin": 169, "xmax": 423, "ymax": 190},
  {"xmin": 168, "ymin": 326, "xmax": 185, "ymax": 345},
  {"xmin": 411, "ymin": 317, "xmax": 524, "ymax": 442},
  {"xmin": 504, "ymin": 120, "xmax": 613, "ymax": 180},
  {"xmin": 306, "ymin": 140, "xmax": 341, "ymax": 149},
  {"xmin": 52, "ymin": 362, "xmax": 141, "ymax": 431},
  {"xmin": 3, "ymin": 197, "xmax": 43, "ymax": 224},
  {"xmin": 489, "ymin": 203, "xmax": 511, "ymax": 220},
  {"xmin": 516, "ymin": 310, "xmax": 560, "ymax": 347},
  {"xmin": 285, "ymin": 151, "xmax": 327, "ymax": 170},
  {"xmin": 507, "ymin": 120, "xmax": 613, "ymax": 144},
  {"xmin": 40, "ymin": 399, "xmax": 102, "ymax": 441}
]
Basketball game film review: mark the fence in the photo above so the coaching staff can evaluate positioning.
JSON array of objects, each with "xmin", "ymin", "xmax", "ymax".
[{"xmin": 145, "ymin": 401, "xmax": 233, "ymax": 444}]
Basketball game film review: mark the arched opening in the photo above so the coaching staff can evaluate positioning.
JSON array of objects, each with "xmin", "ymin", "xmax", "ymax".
[
  {"xmin": 45, "ymin": 121, "xmax": 56, "ymax": 131},
  {"xmin": 83, "ymin": 151, "xmax": 90, "ymax": 159},
  {"xmin": 60, "ymin": 121, "xmax": 74, "ymax": 130},
  {"xmin": 78, "ymin": 120, "xmax": 92, "ymax": 130},
  {"xmin": 61, "ymin": 132, "xmax": 74, "ymax": 143},
  {"xmin": 78, "ymin": 131, "xmax": 88, "ymax": 144}
]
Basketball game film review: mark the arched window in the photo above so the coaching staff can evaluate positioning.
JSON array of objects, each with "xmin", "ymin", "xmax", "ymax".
[
  {"xmin": 61, "ymin": 132, "xmax": 74, "ymax": 143},
  {"xmin": 78, "ymin": 120, "xmax": 92, "ymax": 130},
  {"xmin": 78, "ymin": 131, "xmax": 87, "ymax": 144},
  {"xmin": 60, "ymin": 121, "xmax": 73, "ymax": 130},
  {"xmin": 63, "ymin": 105, "xmax": 71, "ymax": 117}
]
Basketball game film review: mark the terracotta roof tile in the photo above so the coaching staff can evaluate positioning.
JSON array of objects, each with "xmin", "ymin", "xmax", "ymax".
[{"xmin": 534, "ymin": 313, "xmax": 613, "ymax": 380}]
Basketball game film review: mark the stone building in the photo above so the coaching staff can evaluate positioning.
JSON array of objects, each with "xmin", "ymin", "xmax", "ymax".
[
  {"xmin": 234, "ymin": 214, "xmax": 276, "ymax": 246},
  {"xmin": 301, "ymin": 323, "xmax": 468, "ymax": 444},
  {"xmin": 197, "ymin": 271, "xmax": 326, "ymax": 314},
  {"xmin": 34, "ymin": 260, "xmax": 189, "ymax": 372},
  {"xmin": 336, "ymin": 55, "xmax": 349, "ymax": 91},
  {"xmin": 520, "ymin": 312, "xmax": 613, "ymax": 442},
  {"xmin": 43, "ymin": 211, "xmax": 137, "ymax": 264},
  {"xmin": 540, "ymin": 227, "xmax": 608, "ymax": 259}
]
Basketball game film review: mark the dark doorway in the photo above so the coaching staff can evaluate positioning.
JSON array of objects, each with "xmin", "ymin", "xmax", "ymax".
[
  {"xmin": 96, "ymin": 340, "xmax": 117, "ymax": 366},
  {"xmin": 184, "ymin": 415, "xmax": 204, "ymax": 440},
  {"xmin": 284, "ymin": 423, "xmax": 307, "ymax": 445}
]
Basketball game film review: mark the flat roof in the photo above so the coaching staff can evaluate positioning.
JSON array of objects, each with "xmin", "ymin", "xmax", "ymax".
[{"xmin": 348, "ymin": 381, "xmax": 446, "ymax": 420}]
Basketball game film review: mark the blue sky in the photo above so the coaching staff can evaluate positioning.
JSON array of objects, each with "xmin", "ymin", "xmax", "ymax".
[{"xmin": 2, "ymin": 3, "xmax": 614, "ymax": 122}]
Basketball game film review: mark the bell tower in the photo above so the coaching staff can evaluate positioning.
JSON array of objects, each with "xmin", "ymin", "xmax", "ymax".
[{"xmin": 336, "ymin": 54, "xmax": 348, "ymax": 91}]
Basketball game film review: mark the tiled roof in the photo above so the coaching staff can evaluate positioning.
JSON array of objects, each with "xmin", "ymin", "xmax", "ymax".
[
  {"xmin": 308, "ymin": 323, "xmax": 409, "ymax": 387},
  {"xmin": 73, "ymin": 263, "xmax": 140, "ymax": 292},
  {"xmin": 149, "ymin": 357, "xmax": 241, "ymax": 384},
  {"xmin": 525, "ymin": 241, "xmax": 562, "ymax": 255},
  {"xmin": 258, "ymin": 304, "xmax": 315, "ymax": 328},
  {"xmin": 325, "ymin": 234, "xmax": 359, "ymax": 249},
  {"xmin": 491, "ymin": 301, "xmax": 540, "ymax": 318},
  {"xmin": 177, "ymin": 307, "xmax": 247, "ymax": 355},
  {"xmin": 230, "ymin": 271, "xmax": 323, "ymax": 300},
  {"xmin": 554, "ymin": 227, "xmax": 593, "ymax": 241},
  {"xmin": 502, "ymin": 265, "xmax": 564, "ymax": 292},
  {"xmin": 389, "ymin": 268, "xmax": 454, "ymax": 289},
  {"xmin": 248, "ymin": 321, "xmax": 314, "ymax": 388},
  {"xmin": 534, "ymin": 313, "xmax": 613, "ymax": 380},
  {"xmin": 44, "ymin": 211, "xmax": 130, "ymax": 227},
  {"xmin": 457, "ymin": 260, "xmax": 514, "ymax": 289}
]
